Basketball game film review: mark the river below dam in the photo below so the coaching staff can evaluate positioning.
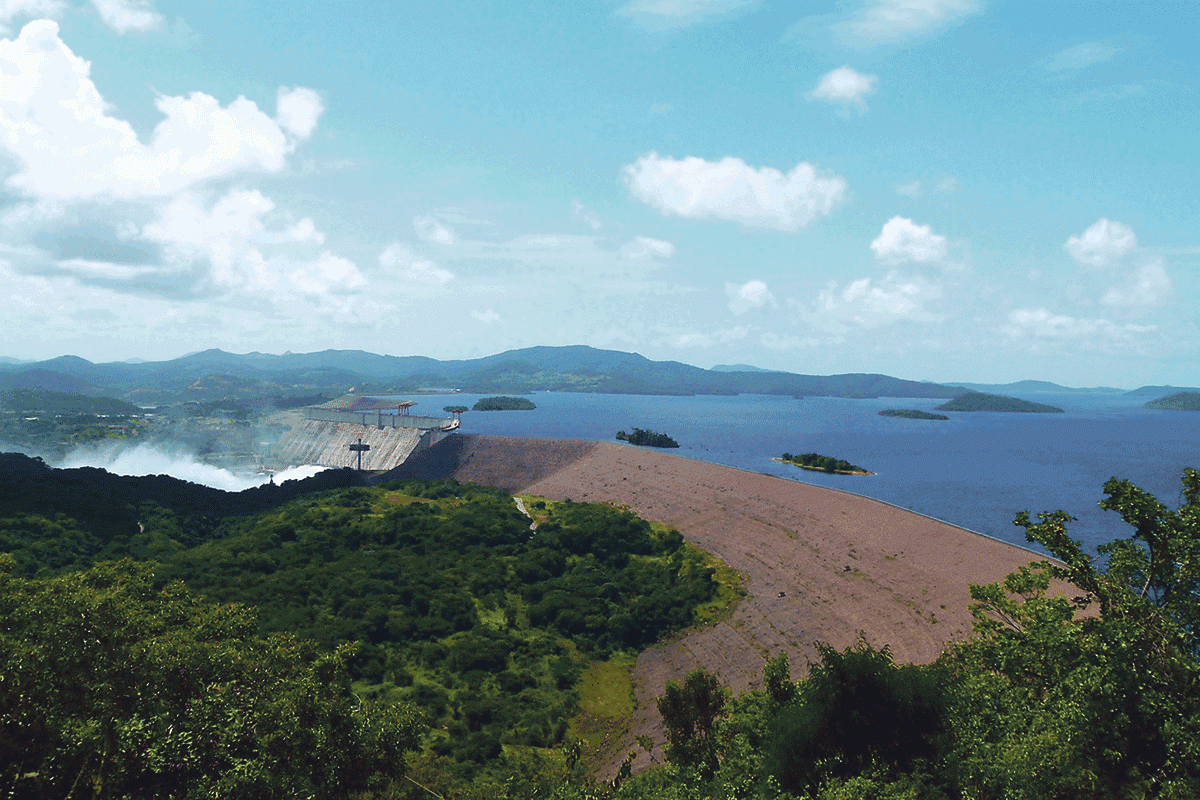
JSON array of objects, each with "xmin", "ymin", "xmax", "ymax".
[{"xmin": 391, "ymin": 391, "xmax": 1198, "ymax": 555}]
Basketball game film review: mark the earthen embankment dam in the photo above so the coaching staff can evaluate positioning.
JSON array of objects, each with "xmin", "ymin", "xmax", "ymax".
[{"xmin": 384, "ymin": 433, "xmax": 1058, "ymax": 777}]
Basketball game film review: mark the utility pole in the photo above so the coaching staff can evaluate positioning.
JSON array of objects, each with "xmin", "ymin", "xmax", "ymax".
[{"xmin": 349, "ymin": 437, "xmax": 370, "ymax": 471}]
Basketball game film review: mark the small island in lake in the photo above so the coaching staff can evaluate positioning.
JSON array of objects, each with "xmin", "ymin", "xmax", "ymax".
[
  {"xmin": 617, "ymin": 428, "xmax": 679, "ymax": 448},
  {"xmin": 472, "ymin": 396, "xmax": 537, "ymax": 411},
  {"xmin": 936, "ymin": 391, "xmax": 1063, "ymax": 413},
  {"xmin": 1145, "ymin": 391, "xmax": 1200, "ymax": 411},
  {"xmin": 879, "ymin": 409, "xmax": 949, "ymax": 420},
  {"xmin": 778, "ymin": 452, "xmax": 871, "ymax": 475}
]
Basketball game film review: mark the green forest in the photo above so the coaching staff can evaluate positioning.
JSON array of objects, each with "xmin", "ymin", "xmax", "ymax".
[{"xmin": 3, "ymin": 452, "xmax": 1200, "ymax": 799}]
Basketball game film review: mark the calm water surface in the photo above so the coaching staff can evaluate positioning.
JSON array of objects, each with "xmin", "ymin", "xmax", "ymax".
[{"xmin": 398, "ymin": 392, "xmax": 1198, "ymax": 555}]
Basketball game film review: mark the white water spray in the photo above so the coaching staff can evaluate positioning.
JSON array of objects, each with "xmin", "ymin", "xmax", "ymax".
[{"xmin": 59, "ymin": 443, "xmax": 327, "ymax": 492}]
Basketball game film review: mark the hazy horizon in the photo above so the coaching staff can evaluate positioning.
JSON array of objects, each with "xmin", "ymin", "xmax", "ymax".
[{"xmin": 1, "ymin": 1, "xmax": 1196, "ymax": 387}]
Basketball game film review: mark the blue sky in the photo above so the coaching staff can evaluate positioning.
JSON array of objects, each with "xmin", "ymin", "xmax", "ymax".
[{"xmin": 0, "ymin": 0, "xmax": 1196, "ymax": 387}]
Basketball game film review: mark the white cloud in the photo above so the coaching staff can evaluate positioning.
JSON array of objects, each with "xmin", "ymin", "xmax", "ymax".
[
  {"xmin": 1004, "ymin": 308, "xmax": 1154, "ymax": 342},
  {"xmin": 288, "ymin": 252, "xmax": 365, "ymax": 296},
  {"xmin": 817, "ymin": 274, "xmax": 942, "ymax": 326},
  {"xmin": 90, "ymin": 0, "xmax": 162, "ymax": 33},
  {"xmin": 378, "ymin": 242, "xmax": 453, "ymax": 285},
  {"xmin": 1048, "ymin": 41, "xmax": 1121, "ymax": 72},
  {"xmin": 621, "ymin": 236, "xmax": 675, "ymax": 260},
  {"xmin": 1063, "ymin": 220, "xmax": 1171, "ymax": 309},
  {"xmin": 274, "ymin": 86, "xmax": 324, "ymax": 139},
  {"xmin": 624, "ymin": 152, "xmax": 847, "ymax": 231},
  {"xmin": 413, "ymin": 215, "xmax": 456, "ymax": 245},
  {"xmin": 726, "ymin": 279, "xmax": 774, "ymax": 314},
  {"xmin": 896, "ymin": 181, "xmax": 923, "ymax": 198},
  {"xmin": 843, "ymin": 0, "xmax": 980, "ymax": 44},
  {"xmin": 1064, "ymin": 218, "xmax": 1137, "ymax": 269},
  {"xmin": 472, "ymin": 309, "xmax": 500, "ymax": 324},
  {"xmin": 870, "ymin": 216, "xmax": 948, "ymax": 265},
  {"xmin": 0, "ymin": 21, "xmax": 309, "ymax": 201},
  {"xmin": 571, "ymin": 200, "xmax": 603, "ymax": 231},
  {"xmin": 934, "ymin": 176, "xmax": 957, "ymax": 194},
  {"xmin": 140, "ymin": 189, "xmax": 363, "ymax": 296},
  {"xmin": 1100, "ymin": 260, "xmax": 1171, "ymax": 308},
  {"xmin": 617, "ymin": 0, "xmax": 756, "ymax": 29},
  {"xmin": 810, "ymin": 66, "xmax": 878, "ymax": 112},
  {"xmin": 0, "ymin": 0, "xmax": 65, "ymax": 33}
]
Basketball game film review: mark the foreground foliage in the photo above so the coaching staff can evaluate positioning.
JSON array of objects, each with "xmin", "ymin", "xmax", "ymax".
[
  {"xmin": 0, "ymin": 464, "xmax": 719, "ymax": 789},
  {"xmin": 0, "ymin": 557, "xmax": 421, "ymax": 799}
]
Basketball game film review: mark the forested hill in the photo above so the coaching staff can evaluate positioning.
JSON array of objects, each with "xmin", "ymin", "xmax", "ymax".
[
  {"xmin": 0, "ymin": 345, "xmax": 961, "ymax": 402},
  {"xmin": 0, "ymin": 452, "xmax": 364, "ymax": 569}
]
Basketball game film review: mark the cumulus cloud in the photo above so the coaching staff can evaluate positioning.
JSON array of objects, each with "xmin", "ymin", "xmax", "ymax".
[
  {"xmin": 274, "ymin": 86, "xmax": 324, "ymax": 139},
  {"xmin": 842, "ymin": 0, "xmax": 981, "ymax": 43},
  {"xmin": 90, "ymin": 0, "xmax": 162, "ymax": 33},
  {"xmin": 1048, "ymin": 41, "xmax": 1121, "ymax": 72},
  {"xmin": 571, "ymin": 200, "xmax": 603, "ymax": 231},
  {"xmin": 0, "ymin": 21, "xmax": 312, "ymax": 201},
  {"xmin": 378, "ymin": 243, "xmax": 453, "ymax": 285},
  {"xmin": 624, "ymin": 152, "xmax": 847, "ymax": 232},
  {"xmin": 1100, "ymin": 260, "xmax": 1171, "ymax": 308},
  {"xmin": 0, "ymin": 0, "xmax": 65, "ymax": 32},
  {"xmin": 870, "ymin": 216, "xmax": 948, "ymax": 265},
  {"xmin": 810, "ymin": 66, "xmax": 878, "ymax": 112},
  {"xmin": 140, "ymin": 189, "xmax": 362, "ymax": 296},
  {"xmin": 413, "ymin": 215, "xmax": 456, "ymax": 245},
  {"xmin": 1064, "ymin": 218, "xmax": 1137, "ymax": 269},
  {"xmin": 726, "ymin": 279, "xmax": 774, "ymax": 314},
  {"xmin": 617, "ymin": 0, "xmax": 756, "ymax": 29},
  {"xmin": 817, "ymin": 274, "xmax": 941, "ymax": 326},
  {"xmin": 621, "ymin": 236, "xmax": 675, "ymax": 260},
  {"xmin": 1063, "ymin": 219, "xmax": 1171, "ymax": 309},
  {"xmin": 471, "ymin": 309, "xmax": 500, "ymax": 324}
]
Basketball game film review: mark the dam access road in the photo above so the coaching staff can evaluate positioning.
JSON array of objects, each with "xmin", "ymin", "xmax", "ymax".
[{"xmin": 383, "ymin": 434, "xmax": 1060, "ymax": 777}]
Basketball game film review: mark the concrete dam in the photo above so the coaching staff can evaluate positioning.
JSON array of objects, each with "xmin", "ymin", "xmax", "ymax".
[{"xmin": 271, "ymin": 396, "xmax": 459, "ymax": 472}]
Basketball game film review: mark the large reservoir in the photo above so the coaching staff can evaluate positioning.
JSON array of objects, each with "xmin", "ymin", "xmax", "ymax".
[{"xmin": 390, "ymin": 391, "xmax": 1198, "ymax": 555}]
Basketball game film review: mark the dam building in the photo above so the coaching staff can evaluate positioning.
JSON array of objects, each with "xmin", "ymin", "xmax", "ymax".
[{"xmin": 271, "ymin": 395, "xmax": 458, "ymax": 472}]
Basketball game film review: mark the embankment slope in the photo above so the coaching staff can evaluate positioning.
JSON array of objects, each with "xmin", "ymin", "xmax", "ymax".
[{"xmin": 384, "ymin": 435, "xmax": 1051, "ymax": 775}]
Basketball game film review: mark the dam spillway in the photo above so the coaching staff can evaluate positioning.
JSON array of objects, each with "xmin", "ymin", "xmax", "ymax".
[{"xmin": 270, "ymin": 396, "xmax": 458, "ymax": 471}]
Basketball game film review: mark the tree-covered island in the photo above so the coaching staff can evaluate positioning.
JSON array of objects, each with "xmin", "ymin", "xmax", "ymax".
[
  {"xmin": 878, "ymin": 408, "xmax": 950, "ymax": 420},
  {"xmin": 472, "ymin": 395, "xmax": 537, "ymax": 411},
  {"xmin": 616, "ymin": 428, "xmax": 680, "ymax": 448},
  {"xmin": 778, "ymin": 452, "xmax": 871, "ymax": 475},
  {"xmin": 936, "ymin": 391, "xmax": 1064, "ymax": 413},
  {"xmin": 1146, "ymin": 391, "xmax": 1200, "ymax": 410}
]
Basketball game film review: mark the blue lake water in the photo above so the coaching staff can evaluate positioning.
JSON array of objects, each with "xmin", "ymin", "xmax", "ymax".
[{"xmin": 398, "ymin": 392, "xmax": 1198, "ymax": 556}]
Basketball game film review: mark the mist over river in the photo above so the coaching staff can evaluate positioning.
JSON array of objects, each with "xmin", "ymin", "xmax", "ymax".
[{"xmin": 398, "ymin": 391, "xmax": 1199, "ymax": 556}]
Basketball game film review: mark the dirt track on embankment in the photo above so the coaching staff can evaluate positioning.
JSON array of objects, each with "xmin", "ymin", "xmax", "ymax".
[{"xmin": 383, "ymin": 434, "xmax": 1052, "ymax": 777}]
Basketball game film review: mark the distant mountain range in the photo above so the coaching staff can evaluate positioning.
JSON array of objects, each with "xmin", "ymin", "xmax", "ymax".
[
  {"xmin": 0, "ymin": 346, "xmax": 960, "ymax": 403},
  {"xmin": 0, "ymin": 346, "xmax": 1192, "ymax": 404}
]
